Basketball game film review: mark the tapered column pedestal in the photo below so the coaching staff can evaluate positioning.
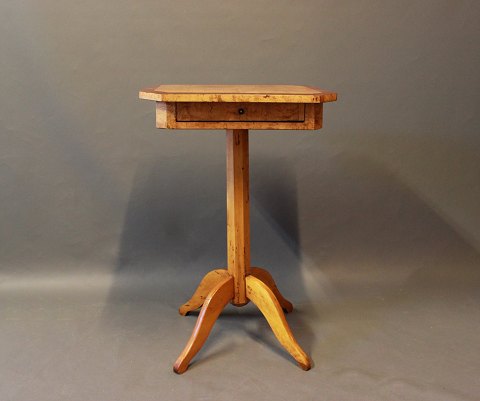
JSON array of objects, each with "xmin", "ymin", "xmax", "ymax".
[{"xmin": 174, "ymin": 130, "xmax": 311, "ymax": 374}]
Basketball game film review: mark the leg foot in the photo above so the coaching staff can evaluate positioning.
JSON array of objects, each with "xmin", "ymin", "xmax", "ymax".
[
  {"xmin": 174, "ymin": 276, "xmax": 234, "ymax": 374},
  {"xmin": 250, "ymin": 267, "xmax": 293, "ymax": 313},
  {"xmin": 246, "ymin": 275, "xmax": 312, "ymax": 370},
  {"xmin": 179, "ymin": 269, "xmax": 230, "ymax": 316}
]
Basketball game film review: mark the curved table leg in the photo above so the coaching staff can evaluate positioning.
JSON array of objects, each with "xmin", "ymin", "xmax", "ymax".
[
  {"xmin": 174, "ymin": 276, "xmax": 234, "ymax": 374},
  {"xmin": 179, "ymin": 269, "xmax": 230, "ymax": 316},
  {"xmin": 250, "ymin": 267, "xmax": 293, "ymax": 313},
  {"xmin": 246, "ymin": 275, "xmax": 311, "ymax": 370}
]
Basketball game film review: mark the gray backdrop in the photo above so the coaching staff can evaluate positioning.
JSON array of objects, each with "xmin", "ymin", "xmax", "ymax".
[{"xmin": 1, "ymin": 1, "xmax": 480, "ymax": 400}]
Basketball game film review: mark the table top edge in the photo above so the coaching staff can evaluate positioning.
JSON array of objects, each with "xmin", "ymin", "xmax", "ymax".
[{"xmin": 138, "ymin": 85, "xmax": 337, "ymax": 103}]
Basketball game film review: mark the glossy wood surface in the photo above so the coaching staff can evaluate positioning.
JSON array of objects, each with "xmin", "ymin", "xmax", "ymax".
[
  {"xmin": 179, "ymin": 269, "xmax": 231, "ymax": 316},
  {"xmin": 226, "ymin": 130, "xmax": 250, "ymax": 305},
  {"xmin": 173, "ymin": 276, "xmax": 234, "ymax": 374},
  {"xmin": 246, "ymin": 275, "xmax": 311, "ymax": 370},
  {"xmin": 250, "ymin": 267, "xmax": 293, "ymax": 313},
  {"xmin": 176, "ymin": 102, "xmax": 305, "ymax": 122},
  {"xmin": 140, "ymin": 84, "xmax": 337, "ymax": 103},
  {"xmin": 154, "ymin": 102, "xmax": 322, "ymax": 130},
  {"xmin": 139, "ymin": 84, "xmax": 336, "ymax": 372}
]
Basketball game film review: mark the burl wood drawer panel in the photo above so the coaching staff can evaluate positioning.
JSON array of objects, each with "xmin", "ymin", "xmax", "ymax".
[
  {"xmin": 176, "ymin": 102, "xmax": 305, "ymax": 122},
  {"xmin": 155, "ymin": 102, "xmax": 323, "ymax": 130}
]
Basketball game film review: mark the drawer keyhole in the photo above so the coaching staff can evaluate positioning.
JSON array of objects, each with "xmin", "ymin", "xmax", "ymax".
[{"xmin": 238, "ymin": 108, "xmax": 245, "ymax": 115}]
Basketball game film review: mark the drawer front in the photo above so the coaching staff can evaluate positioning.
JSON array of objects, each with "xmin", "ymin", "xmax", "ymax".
[{"xmin": 176, "ymin": 102, "xmax": 305, "ymax": 122}]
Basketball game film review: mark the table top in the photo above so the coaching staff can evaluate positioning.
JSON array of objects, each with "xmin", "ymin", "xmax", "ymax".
[{"xmin": 139, "ymin": 85, "xmax": 337, "ymax": 103}]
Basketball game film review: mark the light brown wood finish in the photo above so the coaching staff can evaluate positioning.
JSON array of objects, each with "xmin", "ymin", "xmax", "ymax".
[
  {"xmin": 154, "ymin": 101, "xmax": 322, "ymax": 130},
  {"xmin": 140, "ymin": 84, "xmax": 337, "ymax": 104},
  {"xmin": 174, "ymin": 276, "xmax": 234, "ymax": 374},
  {"xmin": 226, "ymin": 130, "xmax": 250, "ymax": 305},
  {"xmin": 176, "ymin": 102, "xmax": 304, "ymax": 122},
  {"xmin": 179, "ymin": 269, "xmax": 231, "ymax": 316},
  {"xmin": 246, "ymin": 275, "xmax": 311, "ymax": 370},
  {"xmin": 250, "ymin": 267, "xmax": 293, "ymax": 313},
  {"xmin": 141, "ymin": 84, "xmax": 337, "ymax": 372},
  {"xmin": 143, "ymin": 85, "xmax": 333, "ymax": 130},
  {"xmin": 155, "ymin": 101, "xmax": 175, "ymax": 129}
]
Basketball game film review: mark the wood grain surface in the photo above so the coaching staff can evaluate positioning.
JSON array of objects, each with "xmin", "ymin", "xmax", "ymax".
[
  {"xmin": 250, "ymin": 267, "xmax": 294, "ymax": 313},
  {"xmin": 154, "ymin": 102, "xmax": 322, "ymax": 130},
  {"xmin": 178, "ymin": 269, "xmax": 231, "ymax": 316},
  {"xmin": 246, "ymin": 275, "xmax": 312, "ymax": 370},
  {"xmin": 140, "ymin": 84, "xmax": 337, "ymax": 103},
  {"xmin": 173, "ymin": 276, "xmax": 234, "ymax": 374},
  {"xmin": 227, "ymin": 130, "xmax": 250, "ymax": 305},
  {"xmin": 176, "ymin": 102, "xmax": 304, "ymax": 122}
]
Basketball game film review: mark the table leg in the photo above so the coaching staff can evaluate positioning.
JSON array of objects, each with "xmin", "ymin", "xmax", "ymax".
[
  {"xmin": 246, "ymin": 275, "xmax": 311, "ymax": 370},
  {"xmin": 226, "ymin": 129, "xmax": 250, "ymax": 305},
  {"xmin": 179, "ymin": 269, "xmax": 230, "ymax": 315},
  {"xmin": 174, "ymin": 129, "xmax": 311, "ymax": 373},
  {"xmin": 174, "ymin": 276, "xmax": 234, "ymax": 374},
  {"xmin": 250, "ymin": 267, "xmax": 293, "ymax": 313}
]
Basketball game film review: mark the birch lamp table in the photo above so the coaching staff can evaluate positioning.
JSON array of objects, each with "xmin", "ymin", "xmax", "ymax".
[{"xmin": 139, "ymin": 85, "xmax": 337, "ymax": 373}]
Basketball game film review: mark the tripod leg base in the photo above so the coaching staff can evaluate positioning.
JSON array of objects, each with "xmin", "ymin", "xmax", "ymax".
[
  {"xmin": 246, "ymin": 275, "xmax": 312, "ymax": 370},
  {"xmin": 250, "ymin": 267, "xmax": 293, "ymax": 313},
  {"xmin": 174, "ymin": 276, "xmax": 233, "ymax": 374},
  {"xmin": 179, "ymin": 269, "xmax": 230, "ymax": 316}
]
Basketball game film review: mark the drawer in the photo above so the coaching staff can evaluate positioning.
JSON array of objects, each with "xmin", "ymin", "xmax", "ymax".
[
  {"xmin": 176, "ymin": 102, "xmax": 305, "ymax": 122},
  {"xmin": 155, "ymin": 102, "xmax": 322, "ymax": 130}
]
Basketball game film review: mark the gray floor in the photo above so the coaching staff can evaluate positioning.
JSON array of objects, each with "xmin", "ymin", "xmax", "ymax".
[
  {"xmin": 2, "ymin": 170, "xmax": 480, "ymax": 400},
  {"xmin": 1, "ymin": 263, "xmax": 479, "ymax": 401}
]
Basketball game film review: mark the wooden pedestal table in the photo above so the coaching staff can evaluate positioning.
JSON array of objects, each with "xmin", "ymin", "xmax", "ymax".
[{"xmin": 139, "ymin": 85, "xmax": 337, "ymax": 373}]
